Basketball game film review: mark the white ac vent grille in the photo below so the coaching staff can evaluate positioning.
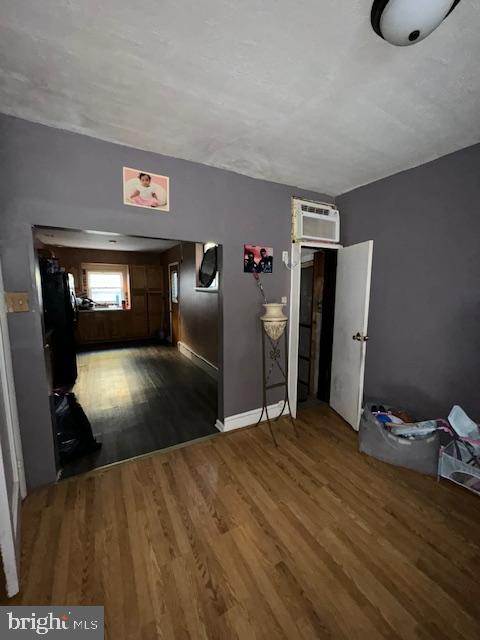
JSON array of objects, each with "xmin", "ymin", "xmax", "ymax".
[
  {"xmin": 302, "ymin": 216, "xmax": 337, "ymax": 240},
  {"xmin": 292, "ymin": 198, "xmax": 340, "ymax": 243},
  {"xmin": 301, "ymin": 204, "xmax": 332, "ymax": 217}
]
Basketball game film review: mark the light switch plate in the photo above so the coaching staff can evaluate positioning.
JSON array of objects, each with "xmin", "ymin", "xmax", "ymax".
[
  {"xmin": 281, "ymin": 296, "xmax": 287, "ymax": 305},
  {"xmin": 5, "ymin": 292, "xmax": 30, "ymax": 313}
]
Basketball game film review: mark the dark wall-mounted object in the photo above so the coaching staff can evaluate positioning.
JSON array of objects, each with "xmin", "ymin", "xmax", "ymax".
[{"xmin": 198, "ymin": 246, "xmax": 217, "ymax": 287}]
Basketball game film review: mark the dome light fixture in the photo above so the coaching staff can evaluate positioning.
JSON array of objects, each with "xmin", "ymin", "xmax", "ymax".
[{"xmin": 371, "ymin": 0, "xmax": 462, "ymax": 46}]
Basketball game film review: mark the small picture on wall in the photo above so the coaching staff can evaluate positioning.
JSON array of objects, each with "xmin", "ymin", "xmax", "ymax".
[
  {"xmin": 244, "ymin": 245, "xmax": 273, "ymax": 274},
  {"xmin": 123, "ymin": 167, "xmax": 170, "ymax": 212}
]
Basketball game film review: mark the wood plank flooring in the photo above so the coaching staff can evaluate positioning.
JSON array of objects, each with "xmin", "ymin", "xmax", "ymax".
[
  {"xmin": 63, "ymin": 343, "xmax": 217, "ymax": 478},
  {"xmin": 4, "ymin": 405, "xmax": 480, "ymax": 638}
]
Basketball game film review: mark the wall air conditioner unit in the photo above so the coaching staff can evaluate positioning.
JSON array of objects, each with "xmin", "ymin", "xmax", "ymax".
[{"xmin": 291, "ymin": 197, "xmax": 340, "ymax": 243}]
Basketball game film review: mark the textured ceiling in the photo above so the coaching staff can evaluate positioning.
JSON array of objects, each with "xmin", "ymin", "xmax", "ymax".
[
  {"xmin": 1, "ymin": 1, "xmax": 479, "ymax": 195},
  {"xmin": 36, "ymin": 227, "xmax": 178, "ymax": 253}
]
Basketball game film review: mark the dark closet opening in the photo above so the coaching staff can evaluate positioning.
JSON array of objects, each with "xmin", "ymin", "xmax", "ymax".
[
  {"xmin": 297, "ymin": 248, "xmax": 337, "ymax": 405},
  {"xmin": 317, "ymin": 249, "xmax": 337, "ymax": 402}
]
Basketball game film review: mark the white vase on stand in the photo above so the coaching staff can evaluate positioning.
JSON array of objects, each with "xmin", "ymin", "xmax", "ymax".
[{"xmin": 260, "ymin": 303, "xmax": 288, "ymax": 341}]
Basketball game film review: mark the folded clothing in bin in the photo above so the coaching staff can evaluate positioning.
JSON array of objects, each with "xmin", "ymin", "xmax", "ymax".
[
  {"xmin": 359, "ymin": 403, "xmax": 440, "ymax": 475},
  {"xmin": 390, "ymin": 420, "xmax": 438, "ymax": 438}
]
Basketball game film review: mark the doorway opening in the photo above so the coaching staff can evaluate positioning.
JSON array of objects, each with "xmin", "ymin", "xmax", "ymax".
[
  {"xmin": 297, "ymin": 247, "xmax": 337, "ymax": 408},
  {"xmin": 168, "ymin": 261, "xmax": 180, "ymax": 344},
  {"xmin": 34, "ymin": 227, "xmax": 222, "ymax": 479},
  {"xmin": 288, "ymin": 240, "xmax": 373, "ymax": 430}
]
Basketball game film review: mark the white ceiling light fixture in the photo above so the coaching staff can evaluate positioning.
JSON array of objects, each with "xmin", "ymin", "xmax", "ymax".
[
  {"xmin": 84, "ymin": 230, "xmax": 122, "ymax": 236},
  {"xmin": 371, "ymin": 0, "xmax": 462, "ymax": 46}
]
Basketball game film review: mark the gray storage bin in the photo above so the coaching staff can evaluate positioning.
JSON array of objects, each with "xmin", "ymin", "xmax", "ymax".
[
  {"xmin": 359, "ymin": 403, "xmax": 440, "ymax": 476},
  {"xmin": 438, "ymin": 441, "xmax": 480, "ymax": 495}
]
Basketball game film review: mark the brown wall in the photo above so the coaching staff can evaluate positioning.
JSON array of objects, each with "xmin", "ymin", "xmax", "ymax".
[
  {"xmin": 43, "ymin": 246, "xmax": 166, "ymax": 343},
  {"xmin": 161, "ymin": 242, "xmax": 218, "ymax": 367},
  {"xmin": 46, "ymin": 246, "xmax": 166, "ymax": 284}
]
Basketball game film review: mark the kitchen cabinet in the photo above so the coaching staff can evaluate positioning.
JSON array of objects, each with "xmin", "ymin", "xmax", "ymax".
[
  {"xmin": 130, "ymin": 265, "xmax": 147, "ymax": 290},
  {"xmin": 75, "ymin": 262, "xmax": 165, "ymax": 344}
]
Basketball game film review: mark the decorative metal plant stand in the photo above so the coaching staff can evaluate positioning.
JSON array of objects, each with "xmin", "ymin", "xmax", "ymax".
[{"xmin": 256, "ymin": 320, "xmax": 298, "ymax": 446}]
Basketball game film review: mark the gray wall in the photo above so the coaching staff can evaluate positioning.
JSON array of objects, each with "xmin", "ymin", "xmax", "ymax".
[
  {"xmin": 178, "ymin": 242, "xmax": 219, "ymax": 367},
  {"xmin": 338, "ymin": 144, "xmax": 480, "ymax": 421},
  {"xmin": 0, "ymin": 114, "xmax": 331, "ymax": 490}
]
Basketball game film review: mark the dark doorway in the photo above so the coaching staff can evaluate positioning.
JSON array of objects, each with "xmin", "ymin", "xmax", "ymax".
[
  {"xmin": 317, "ymin": 249, "xmax": 337, "ymax": 402},
  {"xmin": 297, "ymin": 247, "xmax": 337, "ymax": 406}
]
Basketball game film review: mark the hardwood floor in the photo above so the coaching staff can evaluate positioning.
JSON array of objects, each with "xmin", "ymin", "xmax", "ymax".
[
  {"xmin": 5, "ymin": 405, "xmax": 480, "ymax": 638},
  {"xmin": 62, "ymin": 343, "xmax": 218, "ymax": 478}
]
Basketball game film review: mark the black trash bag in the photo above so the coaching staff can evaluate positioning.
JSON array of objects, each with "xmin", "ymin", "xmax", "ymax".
[{"xmin": 54, "ymin": 392, "xmax": 101, "ymax": 464}]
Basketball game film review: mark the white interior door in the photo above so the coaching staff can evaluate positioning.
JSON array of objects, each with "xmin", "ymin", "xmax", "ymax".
[
  {"xmin": 330, "ymin": 241, "xmax": 373, "ymax": 430},
  {"xmin": 0, "ymin": 264, "xmax": 26, "ymax": 597}
]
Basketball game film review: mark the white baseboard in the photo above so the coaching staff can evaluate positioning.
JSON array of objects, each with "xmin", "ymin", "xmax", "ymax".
[
  {"xmin": 216, "ymin": 400, "xmax": 290, "ymax": 433},
  {"xmin": 177, "ymin": 341, "xmax": 218, "ymax": 380}
]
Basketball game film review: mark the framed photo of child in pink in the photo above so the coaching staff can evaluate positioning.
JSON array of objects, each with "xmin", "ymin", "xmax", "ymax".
[{"xmin": 123, "ymin": 167, "xmax": 170, "ymax": 212}]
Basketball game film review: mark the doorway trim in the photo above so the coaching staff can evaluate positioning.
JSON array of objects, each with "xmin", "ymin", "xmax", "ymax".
[
  {"xmin": 288, "ymin": 241, "xmax": 341, "ymax": 418},
  {"xmin": 167, "ymin": 261, "xmax": 179, "ymax": 344},
  {"xmin": 0, "ymin": 262, "xmax": 27, "ymax": 597}
]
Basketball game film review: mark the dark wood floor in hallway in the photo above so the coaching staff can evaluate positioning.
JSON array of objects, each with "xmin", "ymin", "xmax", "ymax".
[
  {"xmin": 6, "ymin": 405, "xmax": 480, "ymax": 639},
  {"xmin": 63, "ymin": 343, "xmax": 218, "ymax": 477}
]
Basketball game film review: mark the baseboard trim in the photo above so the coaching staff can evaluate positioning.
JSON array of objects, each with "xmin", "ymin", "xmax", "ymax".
[
  {"xmin": 177, "ymin": 341, "xmax": 218, "ymax": 380},
  {"xmin": 216, "ymin": 401, "xmax": 290, "ymax": 433}
]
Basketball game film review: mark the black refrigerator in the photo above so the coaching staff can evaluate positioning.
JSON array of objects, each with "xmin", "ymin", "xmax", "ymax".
[{"xmin": 41, "ymin": 270, "xmax": 78, "ymax": 388}]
